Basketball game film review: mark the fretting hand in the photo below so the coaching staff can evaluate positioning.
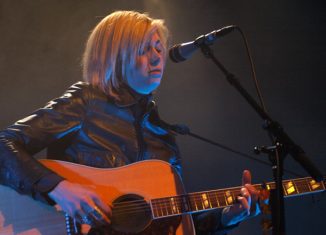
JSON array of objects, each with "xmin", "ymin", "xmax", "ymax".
[{"xmin": 221, "ymin": 170, "xmax": 260, "ymax": 226}]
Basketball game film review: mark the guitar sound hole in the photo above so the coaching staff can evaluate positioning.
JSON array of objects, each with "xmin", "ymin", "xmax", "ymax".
[{"xmin": 111, "ymin": 194, "xmax": 152, "ymax": 234}]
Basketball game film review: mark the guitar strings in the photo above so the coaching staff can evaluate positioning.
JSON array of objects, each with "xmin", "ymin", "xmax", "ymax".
[
  {"xmin": 111, "ymin": 189, "xmax": 242, "ymax": 216},
  {"xmin": 112, "ymin": 176, "xmax": 312, "ymax": 209}
]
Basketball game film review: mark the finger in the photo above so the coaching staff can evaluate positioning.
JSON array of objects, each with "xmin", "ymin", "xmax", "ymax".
[
  {"xmin": 92, "ymin": 195, "xmax": 111, "ymax": 224},
  {"xmin": 244, "ymin": 183, "xmax": 256, "ymax": 192},
  {"xmin": 80, "ymin": 211, "xmax": 105, "ymax": 227},
  {"xmin": 93, "ymin": 195, "xmax": 112, "ymax": 218},
  {"xmin": 80, "ymin": 200, "xmax": 102, "ymax": 225},
  {"xmin": 75, "ymin": 207, "xmax": 93, "ymax": 226},
  {"xmin": 91, "ymin": 205, "xmax": 111, "ymax": 225},
  {"xmin": 236, "ymin": 196, "xmax": 250, "ymax": 215},
  {"xmin": 240, "ymin": 187, "xmax": 251, "ymax": 215},
  {"xmin": 77, "ymin": 214, "xmax": 98, "ymax": 227},
  {"xmin": 240, "ymin": 187, "xmax": 251, "ymax": 206},
  {"xmin": 243, "ymin": 184, "xmax": 261, "ymax": 216},
  {"xmin": 242, "ymin": 170, "xmax": 252, "ymax": 185},
  {"xmin": 244, "ymin": 184, "xmax": 258, "ymax": 201},
  {"xmin": 82, "ymin": 199, "xmax": 110, "ymax": 226}
]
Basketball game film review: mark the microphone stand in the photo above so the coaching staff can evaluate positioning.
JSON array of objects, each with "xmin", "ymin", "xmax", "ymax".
[{"xmin": 198, "ymin": 43, "xmax": 323, "ymax": 235}]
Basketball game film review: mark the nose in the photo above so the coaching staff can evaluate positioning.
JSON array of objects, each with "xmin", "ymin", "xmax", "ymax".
[{"xmin": 149, "ymin": 48, "xmax": 161, "ymax": 66}]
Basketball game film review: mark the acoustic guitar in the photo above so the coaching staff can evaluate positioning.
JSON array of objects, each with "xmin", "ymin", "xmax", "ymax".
[{"xmin": 0, "ymin": 159, "xmax": 325, "ymax": 235}]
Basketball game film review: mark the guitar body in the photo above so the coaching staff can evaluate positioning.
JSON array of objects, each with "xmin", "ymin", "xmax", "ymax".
[{"xmin": 0, "ymin": 160, "xmax": 195, "ymax": 235}]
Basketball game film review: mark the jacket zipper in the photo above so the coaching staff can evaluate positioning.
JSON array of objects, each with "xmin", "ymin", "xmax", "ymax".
[
  {"xmin": 133, "ymin": 100, "xmax": 153, "ymax": 161},
  {"xmin": 135, "ymin": 116, "xmax": 146, "ymax": 161}
]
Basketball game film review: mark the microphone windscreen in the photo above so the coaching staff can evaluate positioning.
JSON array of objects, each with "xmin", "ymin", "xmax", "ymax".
[{"xmin": 169, "ymin": 45, "xmax": 186, "ymax": 63}]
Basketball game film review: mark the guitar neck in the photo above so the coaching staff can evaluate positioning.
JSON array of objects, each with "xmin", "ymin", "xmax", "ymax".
[{"xmin": 150, "ymin": 176, "xmax": 326, "ymax": 219}]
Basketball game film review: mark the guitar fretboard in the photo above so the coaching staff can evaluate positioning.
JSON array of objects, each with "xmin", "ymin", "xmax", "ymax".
[{"xmin": 150, "ymin": 176, "xmax": 325, "ymax": 219}]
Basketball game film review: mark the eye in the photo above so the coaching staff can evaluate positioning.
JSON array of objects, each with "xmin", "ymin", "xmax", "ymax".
[
  {"xmin": 155, "ymin": 46, "xmax": 162, "ymax": 54},
  {"xmin": 155, "ymin": 41, "xmax": 163, "ymax": 53},
  {"xmin": 139, "ymin": 44, "xmax": 151, "ymax": 55}
]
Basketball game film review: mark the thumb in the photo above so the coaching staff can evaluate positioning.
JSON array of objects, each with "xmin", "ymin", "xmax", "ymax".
[{"xmin": 242, "ymin": 170, "xmax": 252, "ymax": 185}]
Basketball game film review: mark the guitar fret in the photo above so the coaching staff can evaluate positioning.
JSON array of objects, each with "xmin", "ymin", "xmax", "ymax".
[
  {"xmin": 152, "ymin": 201, "xmax": 158, "ymax": 217},
  {"xmin": 207, "ymin": 192, "xmax": 218, "ymax": 208},
  {"xmin": 153, "ymin": 201, "xmax": 160, "ymax": 217},
  {"xmin": 181, "ymin": 195, "xmax": 190, "ymax": 213},
  {"xmin": 309, "ymin": 179, "xmax": 323, "ymax": 191},
  {"xmin": 231, "ymin": 190, "xmax": 238, "ymax": 204},
  {"xmin": 301, "ymin": 180, "xmax": 311, "ymax": 192},
  {"xmin": 155, "ymin": 199, "xmax": 163, "ymax": 217},
  {"xmin": 297, "ymin": 180, "xmax": 310, "ymax": 193},
  {"xmin": 170, "ymin": 197, "xmax": 179, "ymax": 214},
  {"xmin": 213, "ymin": 191, "xmax": 220, "ymax": 207},
  {"xmin": 151, "ymin": 201, "xmax": 156, "ymax": 217},
  {"xmin": 265, "ymin": 183, "xmax": 273, "ymax": 191},
  {"xmin": 283, "ymin": 180, "xmax": 297, "ymax": 196},
  {"xmin": 282, "ymin": 181, "xmax": 288, "ymax": 196},
  {"xmin": 225, "ymin": 190, "xmax": 234, "ymax": 205},
  {"xmin": 293, "ymin": 181, "xmax": 299, "ymax": 194},
  {"xmin": 223, "ymin": 192, "xmax": 228, "ymax": 206},
  {"xmin": 217, "ymin": 193, "xmax": 227, "ymax": 207},
  {"xmin": 153, "ymin": 200, "xmax": 159, "ymax": 217},
  {"xmin": 200, "ymin": 194, "xmax": 205, "ymax": 209},
  {"xmin": 190, "ymin": 194, "xmax": 199, "ymax": 211},
  {"xmin": 154, "ymin": 200, "xmax": 165, "ymax": 217},
  {"xmin": 201, "ymin": 193, "xmax": 211, "ymax": 209},
  {"xmin": 200, "ymin": 195, "xmax": 205, "ymax": 209},
  {"xmin": 306, "ymin": 178, "xmax": 313, "ymax": 192},
  {"xmin": 160, "ymin": 200, "xmax": 165, "ymax": 216},
  {"xmin": 293, "ymin": 180, "xmax": 302, "ymax": 194},
  {"xmin": 153, "ymin": 195, "xmax": 193, "ymax": 217},
  {"xmin": 207, "ymin": 193, "xmax": 213, "ymax": 208},
  {"xmin": 209, "ymin": 193, "xmax": 214, "ymax": 208},
  {"xmin": 164, "ymin": 198, "xmax": 171, "ymax": 216},
  {"xmin": 296, "ymin": 179, "xmax": 310, "ymax": 193},
  {"xmin": 167, "ymin": 198, "xmax": 173, "ymax": 215}
]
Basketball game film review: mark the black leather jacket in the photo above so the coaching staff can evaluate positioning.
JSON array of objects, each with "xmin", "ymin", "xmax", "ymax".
[
  {"xmin": 0, "ymin": 82, "xmax": 233, "ymax": 234},
  {"xmin": 0, "ymin": 81, "xmax": 181, "ymax": 201}
]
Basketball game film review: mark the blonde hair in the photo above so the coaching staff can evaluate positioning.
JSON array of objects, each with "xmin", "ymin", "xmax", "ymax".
[{"xmin": 82, "ymin": 11, "xmax": 169, "ymax": 93}]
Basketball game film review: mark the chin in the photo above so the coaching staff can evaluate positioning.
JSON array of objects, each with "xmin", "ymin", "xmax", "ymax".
[{"xmin": 145, "ymin": 84, "xmax": 160, "ymax": 94}]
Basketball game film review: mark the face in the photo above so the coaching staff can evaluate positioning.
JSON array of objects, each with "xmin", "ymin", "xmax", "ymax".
[{"xmin": 126, "ymin": 32, "xmax": 165, "ymax": 95}]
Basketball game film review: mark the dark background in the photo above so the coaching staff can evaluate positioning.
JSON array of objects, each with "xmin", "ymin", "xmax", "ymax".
[{"xmin": 0, "ymin": 0, "xmax": 325, "ymax": 234}]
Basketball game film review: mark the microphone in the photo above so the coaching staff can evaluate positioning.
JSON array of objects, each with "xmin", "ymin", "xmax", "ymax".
[{"xmin": 169, "ymin": 25, "xmax": 236, "ymax": 63}]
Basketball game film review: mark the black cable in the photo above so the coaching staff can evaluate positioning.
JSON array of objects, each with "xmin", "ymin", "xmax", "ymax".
[
  {"xmin": 187, "ymin": 131, "xmax": 302, "ymax": 177},
  {"xmin": 233, "ymin": 26, "xmax": 267, "ymax": 113},
  {"xmin": 163, "ymin": 122, "xmax": 303, "ymax": 177},
  {"xmin": 233, "ymin": 26, "xmax": 276, "ymax": 143}
]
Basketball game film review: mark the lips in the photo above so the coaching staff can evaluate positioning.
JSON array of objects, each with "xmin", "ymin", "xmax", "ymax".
[
  {"xmin": 149, "ymin": 69, "xmax": 162, "ymax": 79},
  {"xmin": 149, "ymin": 69, "xmax": 161, "ymax": 74}
]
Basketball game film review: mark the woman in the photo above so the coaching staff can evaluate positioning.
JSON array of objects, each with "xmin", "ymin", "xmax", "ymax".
[{"xmin": 0, "ymin": 11, "xmax": 259, "ymax": 234}]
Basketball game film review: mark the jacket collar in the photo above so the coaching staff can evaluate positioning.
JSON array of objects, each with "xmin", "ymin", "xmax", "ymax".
[{"xmin": 108, "ymin": 82, "xmax": 153, "ymax": 108}]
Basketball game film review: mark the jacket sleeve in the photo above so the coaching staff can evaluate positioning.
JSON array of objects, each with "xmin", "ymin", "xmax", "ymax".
[
  {"xmin": 0, "ymin": 82, "xmax": 88, "ymax": 204},
  {"xmin": 193, "ymin": 209, "xmax": 240, "ymax": 235}
]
